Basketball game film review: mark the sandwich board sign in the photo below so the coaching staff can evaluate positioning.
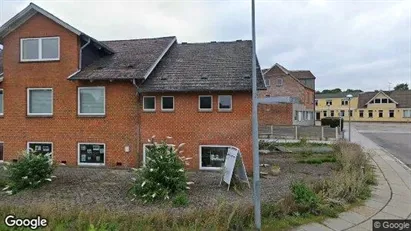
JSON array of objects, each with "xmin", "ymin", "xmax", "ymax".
[{"xmin": 220, "ymin": 147, "xmax": 250, "ymax": 191}]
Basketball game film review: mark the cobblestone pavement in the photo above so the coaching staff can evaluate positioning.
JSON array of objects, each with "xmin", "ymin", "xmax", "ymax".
[{"xmin": 294, "ymin": 126, "xmax": 411, "ymax": 231}]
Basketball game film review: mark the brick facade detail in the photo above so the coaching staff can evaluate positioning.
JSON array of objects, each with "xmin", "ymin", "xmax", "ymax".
[
  {"xmin": 258, "ymin": 103, "xmax": 293, "ymax": 126},
  {"xmin": 139, "ymin": 92, "xmax": 253, "ymax": 171},
  {"xmin": 0, "ymin": 14, "xmax": 138, "ymax": 167}
]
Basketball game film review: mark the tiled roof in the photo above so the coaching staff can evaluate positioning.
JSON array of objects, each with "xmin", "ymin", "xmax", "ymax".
[
  {"xmin": 289, "ymin": 70, "xmax": 316, "ymax": 79},
  {"xmin": 316, "ymin": 92, "xmax": 362, "ymax": 99},
  {"xmin": 69, "ymin": 36, "xmax": 176, "ymax": 80},
  {"xmin": 139, "ymin": 40, "xmax": 266, "ymax": 92},
  {"xmin": 357, "ymin": 90, "xmax": 411, "ymax": 108}
]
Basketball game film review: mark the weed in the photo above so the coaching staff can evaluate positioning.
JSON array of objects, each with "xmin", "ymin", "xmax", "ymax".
[{"xmin": 172, "ymin": 192, "xmax": 189, "ymax": 207}]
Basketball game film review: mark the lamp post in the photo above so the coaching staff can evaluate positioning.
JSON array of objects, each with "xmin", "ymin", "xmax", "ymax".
[
  {"xmin": 251, "ymin": 0, "xmax": 261, "ymax": 230},
  {"xmin": 346, "ymin": 94, "xmax": 353, "ymax": 141}
]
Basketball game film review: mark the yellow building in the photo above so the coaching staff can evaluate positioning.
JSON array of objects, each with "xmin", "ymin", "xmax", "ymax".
[{"xmin": 315, "ymin": 90, "xmax": 411, "ymax": 123}]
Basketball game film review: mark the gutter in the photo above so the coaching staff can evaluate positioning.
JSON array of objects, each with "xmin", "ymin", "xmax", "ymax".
[{"xmin": 66, "ymin": 37, "xmax": 91, "ymax": 79}]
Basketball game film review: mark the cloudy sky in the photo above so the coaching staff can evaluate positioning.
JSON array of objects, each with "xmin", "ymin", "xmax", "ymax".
[{"xmin": 1, "ymin": 0, "xmax": 410, "ymax": 91}]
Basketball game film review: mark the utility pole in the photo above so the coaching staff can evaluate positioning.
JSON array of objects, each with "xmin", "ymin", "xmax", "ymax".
[{"xmin": 251, "ymin": 0, "xmax": 261, "ymax": 230}]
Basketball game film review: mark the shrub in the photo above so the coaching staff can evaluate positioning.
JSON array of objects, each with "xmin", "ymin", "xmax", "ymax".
[
  {"xmin": 172, "ymin": 192, "xmax": 189, "ymax": 207},
  {"xmin": 3, "ymin": 150, "xmax": 55, "ymax": 194},
  {"xmin": 291, "ymin": 182, "xmax": 320, "ymax": 214},
  {"xmin": 321, "ymin": 117, "xmax": 343, "ymax": 130},
  {"xmin": 131, "ymin": 138, "xmax": 191, "ymax": 203}
]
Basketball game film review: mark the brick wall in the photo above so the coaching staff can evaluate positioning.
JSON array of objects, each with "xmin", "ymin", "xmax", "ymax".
[
  {"xmin": 0, "ymin": 14, "xmax": 138, "ymax": 167},
  {"xmin": 259, "ymin": 66, "xmax": 315, "ymax": 109},
  {"xmin": 258, "ymin": 103, "xmax": 293, "ymax": 126},
  {"xmin": 139, "ymin": 92, "xmax": 253, "ymax": 171}
]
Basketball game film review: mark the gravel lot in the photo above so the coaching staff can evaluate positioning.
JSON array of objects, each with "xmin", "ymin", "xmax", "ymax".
[{"xmin": 0, "ymin": 153, "xmax": 335, "ymax": 214}]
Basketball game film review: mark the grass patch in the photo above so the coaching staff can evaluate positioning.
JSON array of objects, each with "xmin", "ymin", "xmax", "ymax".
[
  {"xmin": 297, "ymin": 155, "xmax": 337, "ymax": 164},
  {"xmin": 0, "ymin": 142, "xmax": 375, "ymax": 231}
]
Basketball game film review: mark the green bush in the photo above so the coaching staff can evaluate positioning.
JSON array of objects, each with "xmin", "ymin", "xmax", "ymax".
[
  {"xmin": 3, "ymin": 150, "xmax": 55, "ymax": 194},
  {"xmin": 172, "ymin": 192, "xmax": 189, "ymax": 207},
  {"xmin": 131, "ymin": 138, "xmax": 191, "ymax": 203},
  {"xmin": 291, "ymin": 182, "xmax": 320, "ymax": 214},
  {"xmin": 321, "ymin": 117, "xmax": 343, "ymax": 131}
]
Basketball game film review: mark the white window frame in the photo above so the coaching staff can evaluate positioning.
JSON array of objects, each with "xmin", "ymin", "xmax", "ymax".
[
  {"xmin": 265, "ymin": 78, "xmax": 270, "ymax": 87},
  {"xmin": 27, "ymin": 142, "xmax": 53, "ymax": 159},
  {"xmin": 161, "ymin": 96, "xmax": 175, "ymax": 112},
  {"xmin": 77, "ymin": 143, "xmax": 106, "ymax": 166},
  {"xmin": 198, "ymin": 95, "xmax": 213, "ymax": 112},
  {"xmin": 0, "ymin": 89, "xmax": 3, "ymax": 116},
  {"xmin": 27, "ymin": 88, "xmax": 53, "ymax": 116},
  {"xmin": 78, "ymin": 87, "xmax": 106, "ymax": 116},
  {"xmin": 199, "ymin": 145, "xmax": 233, "ymax": 170},
  {"xmin": 403, "ymin": 110, "xmax": 411, "ymax": 118},
  {"xmin": 0, "ymin": 141, "xmax": 3, "ymax": 162},
  {"xmin": 143, "ymin": 96, "xmax": 156, "ymax": 112},
  {"xmin": 218, "ymin": 95, "xmax": 232, "ymax": 112},
  {"xmin": 142, "ymin": 143, "xmax": 175, "ymax": 166},
  {"xmin": 20, "ymin": 37, "xmax": 60, "ymax": 62}
]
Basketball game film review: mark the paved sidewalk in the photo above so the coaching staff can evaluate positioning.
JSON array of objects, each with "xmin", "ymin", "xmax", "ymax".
[{"xmin": 294, "ymin": 127, "xmax": 411, "ymax": 231}]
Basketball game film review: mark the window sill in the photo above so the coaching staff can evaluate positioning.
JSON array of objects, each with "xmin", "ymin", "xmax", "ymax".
[
  {"xmin": 78, "ymin": 163, "xmax": 105, "ymax": 167},
  {"xmin": 26, "ymin": 115, "xmax": 53, "ymax": 118},
  {"xmin": 77, "ymin": 115, "xmax": 106, "ymax": 118},
  {"xmin": 20, "ymin": 59, "xmax": 60, "ymax": 63},
  {"xmin": 198, "ymin": 109, "xmax": 213, "ymax": 113},
  {"xmin": 218, "ymin": 109, "xmax": 232, "ymax": 113}
]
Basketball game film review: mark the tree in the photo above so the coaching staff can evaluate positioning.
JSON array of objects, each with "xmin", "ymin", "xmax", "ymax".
[
  {"xmin": 394, "ymin": 83, "xmax": 409, "ymax": 91},
  {"xmin": 345, "ymin": 89, "xmax": 363, "ymax": 93},
  {"xmin": 321, "ymin": 88, "xmax": 342, "ymax": 94}
]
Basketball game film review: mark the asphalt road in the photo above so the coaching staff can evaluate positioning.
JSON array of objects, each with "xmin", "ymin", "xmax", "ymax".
[{"xmin": 353, "ymin": 123, "xmax": 411, "ymax": 167}]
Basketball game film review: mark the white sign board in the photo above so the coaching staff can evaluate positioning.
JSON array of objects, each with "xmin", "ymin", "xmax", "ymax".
[{"xmin": 220, "ymin": 147, "xmax": 250, "ymax": 191}]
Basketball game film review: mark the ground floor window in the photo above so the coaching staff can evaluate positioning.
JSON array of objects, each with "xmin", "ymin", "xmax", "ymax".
[
  {"xmin": 340, "ymin": 110, "xmax": 345, "ymax": 117},
  {"xmin": 27, "ymin": 142, "xmax": 53, "ymax": 157},
  {"xmin": 404, "ymin": 110, "xmax": 411, "ymax": 118},
  {"xmin": 323, "ymin": 111, "xmax": 327, "ymax": 117},
  {"xmin": 330, "ymin": 110, "xmax": 335, "ymax": 117},
  {"xmin": 78, "ymin": 143, "xmax": 105, "ymax": 165},
  {"xmin": 0, "ymin": 142, "xmax": 3, "ymax": 161},
  {"xmin": 378, "ymin": 110, "xmax": 383, "ymax": 118},
  {"xmin": 359, "ymin": 110, "xmax": 364, "ymax": 118},
  {"xmin": 368, "ymin": 110, "xmax": 373, "ymax": 118},
  {"xmin": 200, "ymin": 145, "xmax": 230, "ymax": 170},
  {"xmin": 389, "ymin": 110, "xmax": 394, "ymax": 118}
]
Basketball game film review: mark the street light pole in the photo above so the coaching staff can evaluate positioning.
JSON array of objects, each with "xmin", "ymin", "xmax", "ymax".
[
  {"xmin": 251, "ymin": 0, "xmax": 261, "ymax": 230},
  {"xmin": 346, "ymin": 94, "xmax": 353, "ymax": 141}
]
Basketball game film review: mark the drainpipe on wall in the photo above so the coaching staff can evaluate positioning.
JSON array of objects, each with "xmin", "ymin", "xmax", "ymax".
[
  {"xmin": 66, "ymin": 37, "xmax": 91, "ymax": 79},
  {"xmin": 133, "ymin": 78, "xmax": 141, "ymax": 168}
]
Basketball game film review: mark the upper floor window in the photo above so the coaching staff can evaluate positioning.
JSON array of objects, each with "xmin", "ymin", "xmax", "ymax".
[
  {"xmin": 199, "ymin": 95, "xmax": 212, "ymax": 111},
  {"xmin": 161, "ymin": 96, "xmax": 174, "ymax": 111},
  {"xmin": 78, "ymin": 87, "xmax": 105, "ymax": 116},
  {"xmin": 21, "ymin": 37, "xmax": 60, "ymax": 62},
  {"xmin": 27, "ymin": 88, "xmax": 53, "ymax": 116},
  {"xmin": 341, "ymin": 99, "xmax": 348, "ymax": 106},
  {"xmin": 276, "ymin": 78, "xmax": 283, "ymax": 87},
  {"xmin": 0, "ymin": 89, "xmax": 3, "ymax": 115},
  {"xmin": 326, "ymin": 100, "xmax": 332, "ymax": 106},
  {"xmin": 218, "ymin": 95, "xmax": 232, "ymax": 112},
  {"xmin": 315, "ymin": 99, "xmax": 318, "ymax": 106},
  {"xmin": 143, "ymin": 96, "xmax": 156, "ymax": 112},
  {"xmin": 265, "ymin": 79, "xmax": 270, "ymax": 87}
]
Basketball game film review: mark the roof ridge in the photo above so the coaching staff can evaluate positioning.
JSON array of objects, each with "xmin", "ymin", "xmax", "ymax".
[
  {"xmin": 179, "ymin": 40, "xmax": 251, "ymax": 45},
  {"xmin": 102, "ymin": 36, "xmax": 176, "ymax": 42}
]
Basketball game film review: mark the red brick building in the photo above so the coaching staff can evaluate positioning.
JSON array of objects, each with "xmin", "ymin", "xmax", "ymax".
[
  {"xmin": 258, "ymin": 63, "xmax": 316, "ymax": 126},
  {"xmin": 0, "ymin": 3, "xmax": 265, "ymax": 171}
]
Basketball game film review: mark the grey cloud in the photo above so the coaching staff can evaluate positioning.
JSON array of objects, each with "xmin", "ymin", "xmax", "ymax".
[{"xmin": 0, "ymin": 0, "xmax": 410, "ymax": 91}]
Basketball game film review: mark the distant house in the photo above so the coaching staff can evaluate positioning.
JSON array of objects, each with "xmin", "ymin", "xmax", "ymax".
[
  {"xmin": 258, "ymin": 63, "xmax": 316, "ymax": 126},
  {"xmin": 0, "ymin": 3, "xmax": 265, "ymax": 171},
  {"xmin": 315, "ymin": 90, "xmax": 411, "ymax": 122}
]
